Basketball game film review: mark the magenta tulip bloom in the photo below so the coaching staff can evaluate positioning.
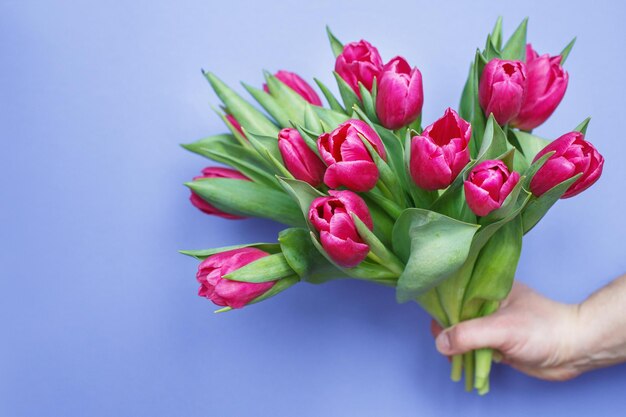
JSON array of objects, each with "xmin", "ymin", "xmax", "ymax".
[
  {"xmin": 376, "ymin": 56, "xmax": 424, "ymax": 130},
  {"xmin": 225, "ymin": 113, "xmax": 245, "ymax": 137},
  {"xmin": 511, "ymin": 44, "xmax": 569, "ymax": 130},
  {"xmin": 278, "ymin": 128, "xmax": 326, "ymax": 187},
  {"xmin": 464, "ymin": 160, "xmax": 521, "ymax": 216},
  {"xmin": 318, "ymin": 119, "xmax": 387, "ymax": 192},
  {"xmin": 530, "ymin": 132, "xmax": 604, "ymax": 199},
  {"xmin": 190, "ymin": 167, "xmax": 249, "ymax": 219},
  {"xmin": 196, "ymin": 248, "xmax": 276, "ymax": 309},
  {"xmin": 335, "ymin": 40, "xmax": 383, "ymax": 98},
  {"xmin": 309, "ymin": 190, "xmax": 373, "ymax": 268},
  {"xmin": 479, "ymin": 59, "xmax": 527, "ymax": 125},
  {"xmin": 409, "ymin": 108, "xmax": 471, "ymax": 190},
  {"xmin": 263, "ymin": 70, "xmax": 322, "ymax": 106}
]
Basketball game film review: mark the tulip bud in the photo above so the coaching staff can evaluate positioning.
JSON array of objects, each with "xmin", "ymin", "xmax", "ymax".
[
  {"xmin": 376, "ymin": 56, "xmax": 424, "ymax": 130},
  {"xmin": 196, "ymin": 248, "xmax": 276, "ymax": 308},
  {"xmin": 309, "ymin": 190, "xmax": 373, "ymax": 268},
  {"xmin": 479, "ymin": 59, "xmax": 527, "ymax": 125},
  {"xmin": 278, "ymin": 128, "xmax": 326, "ymax": 187},
  {"xmin": 464, "ymin": 160, "xmax": 521, "ymax": 216},
  {"xmin": 263, "ymin": 70, "xmax": 322, "ymax": 106},
  {"xmin": 409, "ymin": 108, "xmax": 471, "ymax": 190},
  {"xmin": 335, "ymin": 40, "xmax": 383, "ymax": 98},
  {"xmin": 530, "ymin": 132, "xmax": 604, "ymax": 198},
  {"xmin": 190, "ymin": 167, "xmax": 249, "ymax": 219},
  {"xmin": 317, "ymin": 119, "xmax": 387, "ymax": 192},
  {"xmin": 511, "ymin": 44, "xmax": 569, "ymax": 131},
  {"xmin": 225, "ymin": 113, "xmax": 245, "ymax": 137}
]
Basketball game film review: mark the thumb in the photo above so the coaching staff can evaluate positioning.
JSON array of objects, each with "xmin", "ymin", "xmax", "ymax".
[{"xmin": 435, "ymin": 315, "xmax": 509, "ymax": 356}]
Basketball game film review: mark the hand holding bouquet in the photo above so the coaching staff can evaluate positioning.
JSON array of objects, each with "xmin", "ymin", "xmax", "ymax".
[{"xmin": 181, "ymin": 18, "xmax": 604, "ymax": 395}]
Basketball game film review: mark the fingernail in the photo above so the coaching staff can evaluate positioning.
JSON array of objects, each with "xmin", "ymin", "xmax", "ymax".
[{"xmin": 436, "ymin": 331, "xmax": 451, "ymax": 354}]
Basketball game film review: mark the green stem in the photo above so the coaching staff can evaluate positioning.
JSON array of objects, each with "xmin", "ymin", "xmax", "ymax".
[
  {"xmin": 464, "ymin": 351, "xmax": 475, "ymax": 392},
  {"xmin": 474, "ymin": 348, "xmax": 493, "ymax": 392},
  {"xmin": 451, "ymin": 355, "xmax": 463, "ymax": 382}
]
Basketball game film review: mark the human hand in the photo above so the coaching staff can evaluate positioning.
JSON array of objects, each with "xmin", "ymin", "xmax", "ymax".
[{"xmin": 431, "ymin": 282, "xmax": 586, "ymax": 381}]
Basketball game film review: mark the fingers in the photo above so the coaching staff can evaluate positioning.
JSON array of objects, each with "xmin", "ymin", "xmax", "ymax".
[{"xmin": 435, "ymin": 315, "xmax": 511, "ymax": 356}]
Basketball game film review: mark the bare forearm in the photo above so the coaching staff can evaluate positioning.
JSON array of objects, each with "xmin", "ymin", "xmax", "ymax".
[{"xmin": 573, "ymin": 274, "xmax": 626, "ymax": 372}]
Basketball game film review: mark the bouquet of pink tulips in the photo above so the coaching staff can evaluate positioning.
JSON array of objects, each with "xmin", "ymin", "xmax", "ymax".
[{"xmin": 181, "ymin": 18, "xmax": 604, "ymax": 394}]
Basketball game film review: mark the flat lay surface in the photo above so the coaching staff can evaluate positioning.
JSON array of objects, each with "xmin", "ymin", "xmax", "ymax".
[{"xmin": 1, "ymin": 0, "xmax": 625, "ymax": 415}]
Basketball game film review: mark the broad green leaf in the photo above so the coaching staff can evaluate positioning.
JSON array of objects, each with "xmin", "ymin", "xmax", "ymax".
[
  {"xmin": 560, "ymin": 37, "xmax": 576, "ymax": 65},
  {"xmin": 501, "ymin": 18, "xmax": 528, "ymax": 61},
  {"xmin": 243, "ymin": 83, "xmax": 291, "ymax": 127},
  {"xmin": 179, "ymin": 243, "xmax": 281, "ymax": 260},
  {"xmin": 244, "ymin": 130, "xmax": 282, "ymax": 165},
  {"xmin": 464, "ymin": 216, "xmax": 523, "ymax": 303},
  {"xmin": 278, "ymin": 228, "xmax": 343, "ymax": 283},
  {"xmin": 314, "ymin": 78, "xmax": 345, "ymax": 113},
  {"xmin": 429, "ymin": 161, "xmax": 477, "ymax": 223},
  {"xmin": 224, "ymin": 253, "xmax": 295, "ymax": 282},
  {"xmin": 204, "ymin": 71, "xmax": 279, "ymax": 137},
  {"xmin": 326, "ymin": 26, "xmax": 344, "ymax": 58},
  {"xmin": 276, "ymin": 177, "xmax": 325, "ymax": 223},
  {"xmin": 333, "ymin": 71, "xmax": 360, "ymax": 113},
  {"xmin": 574, "ymin": 117, "xmax": 591, "ymax": 135},
  {"xmin": 187, "ymin": 178, "xmax": 304, "ymax": 226},
  {"xmin": 522, "ymin": 174, "xmax": 582, "ymax": 234},
  {"xmin": 392, "ymin": 209, "xmax": 480, "ymax": 301}
]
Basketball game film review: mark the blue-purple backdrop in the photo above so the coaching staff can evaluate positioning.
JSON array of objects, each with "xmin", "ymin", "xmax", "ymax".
[{"xmin": 2, "ymin": 1, "xmax": 625, "ymax": 416}]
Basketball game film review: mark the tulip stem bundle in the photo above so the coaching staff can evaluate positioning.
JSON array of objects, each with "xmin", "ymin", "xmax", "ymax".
[{"xmin": 181, "ymin": 18, "xmax": 604, "ymax": 395}]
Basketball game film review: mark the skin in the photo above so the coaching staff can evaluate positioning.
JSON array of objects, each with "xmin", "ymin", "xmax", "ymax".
[{"xmin": 432, "ymin": 275, "xmax": 626, "ymax": 381}]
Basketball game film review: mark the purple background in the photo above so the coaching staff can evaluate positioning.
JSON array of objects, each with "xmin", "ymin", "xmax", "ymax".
[{"xmin": 2, "ymin": 1, "xmax": 625, "ymax": 416}]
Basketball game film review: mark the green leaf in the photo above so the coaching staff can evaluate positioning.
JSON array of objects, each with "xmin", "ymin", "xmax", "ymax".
[
  {"xmin": 242, "ymin": 83, "xmax": 291, "ymax": 127},
  {"xmin": 326, "ymin": 26, "xmax": 344, "ymax": 58},
  {"xmin": 501, "ymin": 18, "xmax": 528, "ymax": 61},
  {"xmin": 247, "ymin": 275, "xmax": 300, "ymax": 306},
  {"xmin": 333, "ymin": 71, "xmax": 360, "ymax": 113},
  {"xmin": 303, "ymin": 104, "xmax": 323, "ymax": 133},
  {"xmin": 308, "ymin": 232, "xmax": 397, "ymax": 283},
  {"xmin": 560, "ymin": 37, "xmax": 576, "ymax": 65},
  {"xmin": 314, "ymin": 78, "xmax": 345, "ymax": 113},
  {"xmin": 522, "ymin": 174, "xmax": 582, "ymax": 234},
  {"xmin": 520, "ymin": 151, "xmax": 554, "ymax": 190},
  {"xmin": 392, "ymin": 209, "xmax": 480, "ymax": 301},
  {"xmin": 464, "ymin": 216, "xmax": 523, "ymax": 304},
  {"xmin": 478, "ymin": 115, "xmax": 509, "ymax": 162},
  {"xmin": 203, "ymin": 71, "xmax": 279, "ymax": 137},
  {"xmin": 179, "ymin": 243, "xmax": 281, "ymax": 260},
  {"xmin": 574, "ymin": 117, "xmax": 591, "ymax": 135},
  {"xmin": 243, "ymin": 130, "xmax": 284, "ymax": 169},
  {"xmin": 181, "ymin": 135, "xmax": 279, "ymax": 189},
  {"xmin": 264, "ymin": 72, "xmax": 308, "ymax": 127},
  {"xmin": 224, "ymin": 253, "xmax": 295, "ymax": 282},
  {"xmin": 358, "ymin": 134, "xmax": 404, "ymax": 206},
  {"xmin": 312, "ymin": 105, "xmax": 350, "ymax": 128},
  {"xmin": 278, "ymin": 228, "xmax": 343, "ymax": 283},
  {"xmin": 352, "ymin": 214, "xmax": 404, "ymax": 276},
  {"xmin": 358, "ymin": 80, "xmax": 379, "ymax": 124},
  {"xmin": 490, "ymin": 17, "xmax": 504, "ymax": 51},
  {"xmin": 186, "ymin": 178, "xmax": 305, "ymax": 226},
  {"xmin": 509, "ymin": 130, "xmax": 550, "ymax": 166},
  {"xmin": 276, "ymin": 177, "xmax": 325, "ymax": 222},
  {"xmin": 484, "ymin": 34, "xmax": 501, "ymax": 61}
]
